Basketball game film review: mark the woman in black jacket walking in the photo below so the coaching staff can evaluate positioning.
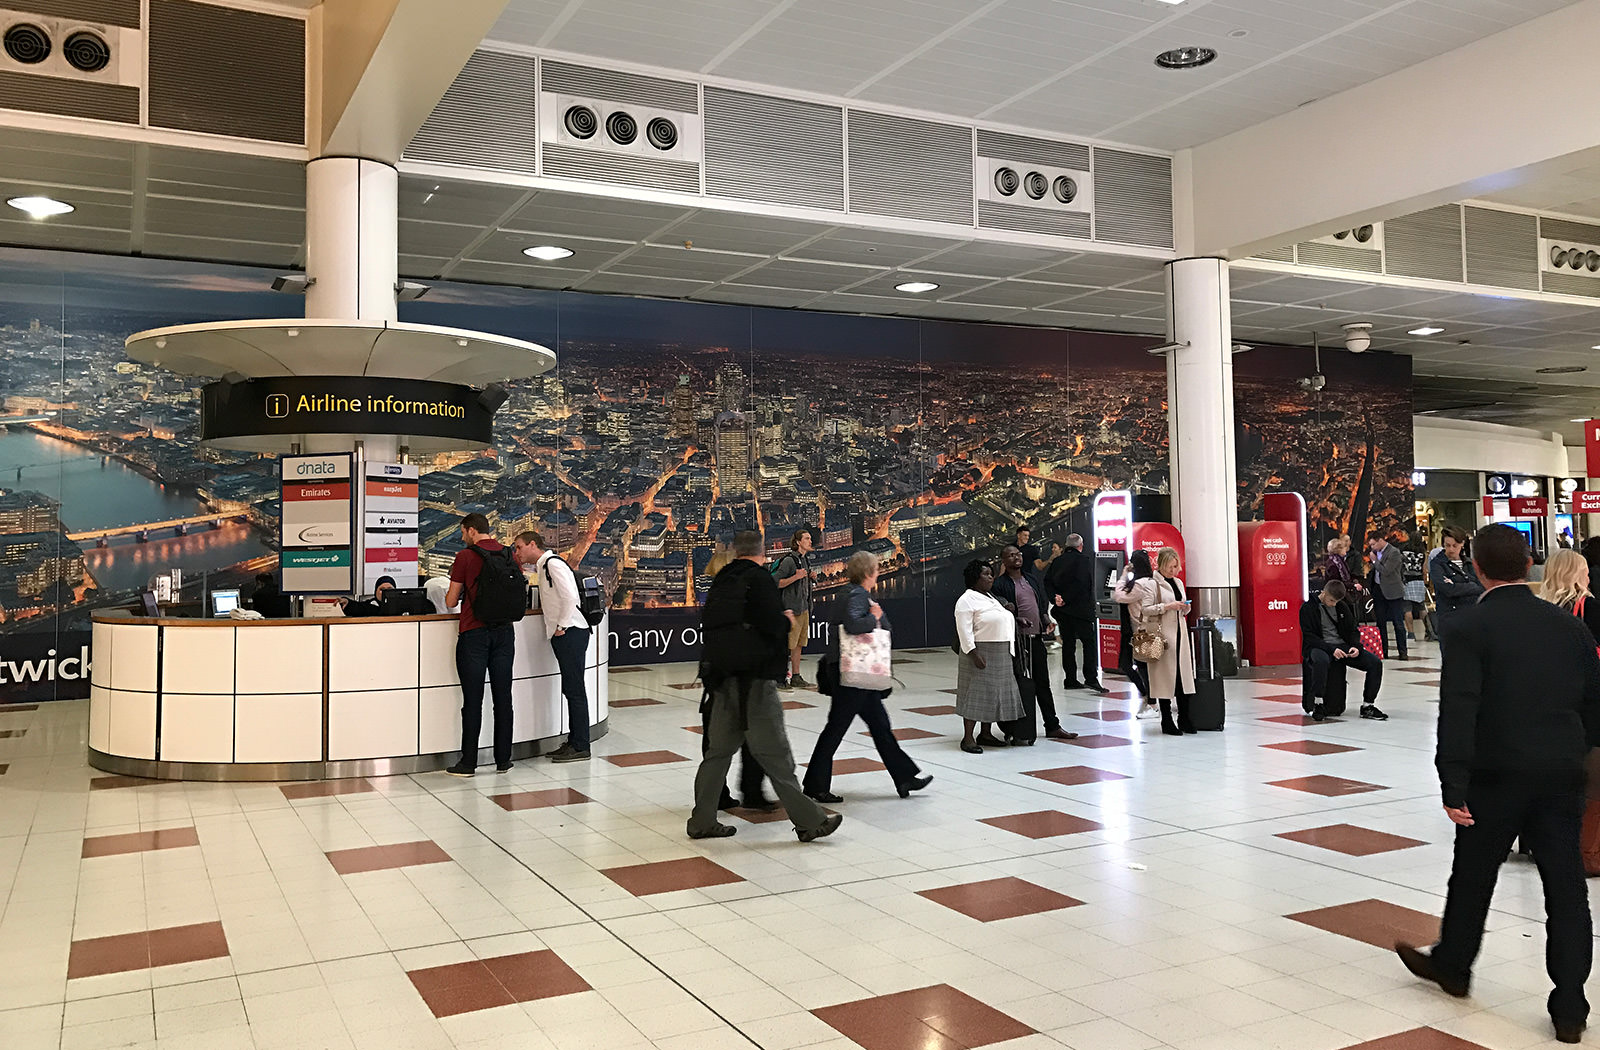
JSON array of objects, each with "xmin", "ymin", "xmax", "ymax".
[{"xmin": 804, "ymin": 552, "xmax": 933, "ymax": 803}]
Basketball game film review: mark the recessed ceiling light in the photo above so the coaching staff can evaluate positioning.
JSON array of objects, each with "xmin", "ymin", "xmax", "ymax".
[
  {"xmin": 1573, "ymin": 418, "xmax": 1591, "ymax": 423},
  {"xmin": 1408, "ymin": 326, "xmax": 1445, "ymax": 336},
  {"xmin": 1151, "ymin": 0, "xmax": 1189, "ymax": 4},
  {"xmin": 895, "ymin": 281, "xmax": 939, "ymax": 294},
  {"xmin": 1154, "ymin": 46, "xmax": 1216, "ymax": 70},
  {"xmin": 522, "ymin": 245, "xmax": 574, "ymax": 261},
  {"xmin": 7, "ymin": 196, "xmax": 73, "ymax": 219},
  {"xmin": 1537, "ymin": 365, "xmax": 1588, "ymax": 374},
  {"xmin": 1591, "ymin": 344, "xmax": 1600, "ymax": 350}
]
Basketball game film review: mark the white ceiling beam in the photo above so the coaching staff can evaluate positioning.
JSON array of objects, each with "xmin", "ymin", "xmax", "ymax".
[
  {"xmin": 1185, "ymin": 0, "xmax": 1600, "ymax": 258},
  {"xmin": 314, "ymin": 0, "xmax": 513, "ymax": 162}
]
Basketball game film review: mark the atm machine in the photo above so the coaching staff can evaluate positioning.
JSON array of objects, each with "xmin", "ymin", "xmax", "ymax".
[{"xmin": 1092, "ymin": 490, "xmax": 1185, "ymax": 676}]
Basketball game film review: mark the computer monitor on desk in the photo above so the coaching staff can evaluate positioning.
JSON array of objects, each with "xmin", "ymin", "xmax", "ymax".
[
  {"xmin": 379, "ymin": 588, "xmax": 436, "ymax": 616},
  {"xmin": 210, "ymin": 588, "xmax": 241, "ymax": 617}
]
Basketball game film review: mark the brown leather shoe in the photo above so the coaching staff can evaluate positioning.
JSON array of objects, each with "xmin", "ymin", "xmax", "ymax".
[
  {"xmin": 1395, "ymin": 943, "xmax": 1468, "ymax": 998},
  {"xmin": 1046, "ymin": 728, "xmax": 1079, "ymax": 741}
]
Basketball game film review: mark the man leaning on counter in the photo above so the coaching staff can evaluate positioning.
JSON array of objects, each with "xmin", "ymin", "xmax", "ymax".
[
  {"xmin": 444, "ymin": 514, "xmax": 519, "ymax": 777},
  {"xmin": 514, "ymin": 530, "xmax": 593, "ymax": 763}
]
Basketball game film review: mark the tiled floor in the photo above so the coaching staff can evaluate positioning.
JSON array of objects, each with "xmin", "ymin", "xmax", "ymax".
[{"xmin": 2, "ymin": 641, "xmax": 1594, "ymax": 1049}]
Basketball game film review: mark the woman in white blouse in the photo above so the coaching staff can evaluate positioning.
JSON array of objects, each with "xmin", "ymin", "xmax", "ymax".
[
  {"xmin": 1114, "ymin": 545, "xmax": 1196, "ymax": 736},
  {"xmin": 954, "ymin": 559, "xmax": 1025, "ymax": 753}
]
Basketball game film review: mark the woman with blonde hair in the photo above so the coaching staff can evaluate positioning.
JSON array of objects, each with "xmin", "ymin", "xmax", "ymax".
[
  {"xmin": 1115, "ymin": 546, "xmax": 1196, "ymax": 735},
  {"xmin": 1541, "ymin": 548, "xmax": 1600, "ymax": 641}
]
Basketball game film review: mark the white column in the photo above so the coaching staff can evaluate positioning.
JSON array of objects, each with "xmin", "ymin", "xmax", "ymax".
[
  {"xmin": 305, "ymin": 157, "xmax": 398, "ymax": 323},
  {"xmin": 1165, "ymin": 257, "xmax": 1240, "ymax": 618}
]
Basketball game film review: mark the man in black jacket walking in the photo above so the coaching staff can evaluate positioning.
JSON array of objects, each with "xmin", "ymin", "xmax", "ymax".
[
  {"xmin": 688, "ymin": 531, "xmax": 843, "ymax": 843},
  {"xmin": 1396, "ymin": 524, "xmax": 1600, "ymax": 1045},
  {"xmin": 1046, "ymin": 534, "xmax": 1109, "ymax": 694},
  {"xmin": 1298, "ymin": 579, "xmax": 1386, "ymax": 721}
]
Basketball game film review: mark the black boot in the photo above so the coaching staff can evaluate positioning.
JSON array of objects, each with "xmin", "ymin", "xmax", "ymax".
[
  {"xmin": 1158, "ymin": 699, "xmax": 1182, "ymax": 736},
  {"xmin": 1176, "ymin": 695, "xmax": 1197, "ymax": 734}
]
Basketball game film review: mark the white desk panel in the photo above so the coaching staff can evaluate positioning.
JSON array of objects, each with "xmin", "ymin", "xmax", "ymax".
[
  {"xmin": 88, "ymin": 685, "xmax": 110, "ymax": 752},
  {"xmin": 90, "ymin": 620, "xmax": 114, "ymax": 688},
  {"xmin": 418, "ymin": 685, "xmax": 492, "ymax": 755},
  {"xmin": 162, "ymin": 626, "xmax": 237, "ymax": 696},
  {"xmin": 328, "ymin": 622, "xmax": 420, "ymax": 693},
  {"xmin": 518, "ymin": 625, "xmax": 560, "ymax": 678},
  {"xmin": 107, "ymin": 689, "xmax": 157, "ymax": 760},
  {"xmin": 234, "ymin": 694, "xmax": 322, "ymax": 763},
  {"xmin": 106, "ymin": 625, "xmax": 159, "ymax": 693},
  {"xmin": 419, "ymin": 619, "xmax": 460, "ymax": 688},
  {"xmin": 235, "ymin": 625, "xmax": 324, "ymax": 695},
  {"xmin": 328, "ymin": 689, "xmax": 419, "ymax": 760},
  {"xmin": 513, "ymin": 677, "xmax": 562, "ymax": 743},
  {"xmin": 159, "ymin": 694, "xmax": 234, "ymax": 763}
]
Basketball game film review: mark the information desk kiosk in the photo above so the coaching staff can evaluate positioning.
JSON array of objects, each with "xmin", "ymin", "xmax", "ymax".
[{"xmin": 87, "ymin": 610, "xmax": 609, "ymax": 781}]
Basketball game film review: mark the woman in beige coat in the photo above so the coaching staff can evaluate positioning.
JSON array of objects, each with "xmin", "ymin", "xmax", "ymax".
[{"xmin": 1114, "ymin": 546, "xmax": 1196, "ymax": 736}]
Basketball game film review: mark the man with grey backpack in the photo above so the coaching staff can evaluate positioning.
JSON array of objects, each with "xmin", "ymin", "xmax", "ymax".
[{"xmin": 514, "ymin": 530, "xmax": 594, "ymax": 763}]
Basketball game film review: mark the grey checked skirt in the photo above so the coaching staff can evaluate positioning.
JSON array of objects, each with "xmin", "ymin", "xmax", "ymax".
[{"xmin": 955, "ymin": 641, "xmax": 1024, "ymax": 722}]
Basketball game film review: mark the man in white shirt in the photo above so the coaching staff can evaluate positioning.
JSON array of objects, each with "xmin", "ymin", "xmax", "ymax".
[{"xmin": 514, "ymin": 530, "xmax": 592, "ymax": 762}]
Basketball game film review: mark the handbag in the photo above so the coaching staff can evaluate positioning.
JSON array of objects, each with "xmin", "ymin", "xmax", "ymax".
[
  {"xmin": 1131, "ymin": 617, "xmax": 1167, "ymax": 662},
  {"xmin": 839, "ymin": 626, "xmax": 893, "ymax": 690}
]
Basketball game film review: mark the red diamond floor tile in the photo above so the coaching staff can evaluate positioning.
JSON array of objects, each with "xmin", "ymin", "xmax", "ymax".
[
  {"xmin": 980, "ymin": 810, "xmax": 1104, "ymax": 840},
  {"xmin": 918, "ymin": 876, "xmax": 1084, "ymax": 922},
  {"xmin": 861, "ymin": 727, "xmax": 941, "ymax": 741},
  {"xmin": 605, "ymin": 750, "xmax": 691, "ymax": 767},
  {"xmin": 1262, "ymin": 740, "xmax": 1363, "ymax": 756},
  {"xmin": 814, "ymin": 984, "xmax": 1034, "ymax": 1050},
  {"xmin": 325, "ymin": 840, "xmax": 452, "ymax": 875},
  {"xmin": 1287, "ymin": 898, "xmax": 1441, "ymax": 951},
  {"xmin": 280, "ymin": 779, "xmax": 375, "ymax": 801},
  {"xmin": 1276, "ymin": 824, "xmax": 1427, "ymax": 857},
  {"xmin": 1061, "ymin": 733, "xmax": 1133, "ymax": 748},
  {"xmin": 1268, "ymin": 775, "xmax": 1388, "ymax": 797},
  {"xmin": 1023, "ymin": 766, "xmax": 1132, "ymax": 786},
  {"xmin": 609, "ymin": 697, "xmax": 665, "ymax": 708},
  {"xmin": 491, "ymin": 788, "xmax": 592, "ymax": 811},
  {"xmin": 82, "ymin": 826, "xmax": 200, "ymax": 858},
  {"xmin": 601, "ymin": 856, "xmax": 745, "ymax": 897},
  {"xmin": 906, "ymin": 705, "xmax": 959, "ymax": 717}
]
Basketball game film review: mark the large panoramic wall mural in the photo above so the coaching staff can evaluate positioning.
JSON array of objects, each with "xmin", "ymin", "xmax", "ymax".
[{"xmin": 0, "ymin": 247, "xmax": 1413, "ymax": 698}]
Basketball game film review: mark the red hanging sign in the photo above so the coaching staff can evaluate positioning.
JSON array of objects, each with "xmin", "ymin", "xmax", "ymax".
[
  {"xmin": 1575, "ymin": 491, "xmax": 1600, "ymax": 514},
  {"xmin": 1586, "ymin": 419, "xmax": 1600, "ymax": 479},
  {"xmin": 1509, "ymin": 496, "xmax": 1548, "ymax": 518}
]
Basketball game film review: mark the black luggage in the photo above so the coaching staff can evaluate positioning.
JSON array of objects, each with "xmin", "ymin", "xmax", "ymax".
[
  {"xmin": 1188, "ymin": 617, "xmax": 1225, "ymax": 731},
  {"xmin": 1001, "ymin": 650, "xmax": 1038, "ymax": 743}
]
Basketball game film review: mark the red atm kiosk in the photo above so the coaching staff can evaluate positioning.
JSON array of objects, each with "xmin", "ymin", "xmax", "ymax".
[
  {"xmin": 1237, "ymin": 492, "xmax": 1308, "ymax": 667},
  {"xmin": 1093, "ymin": 490, "xmax": 1185, "ymax": 674}
]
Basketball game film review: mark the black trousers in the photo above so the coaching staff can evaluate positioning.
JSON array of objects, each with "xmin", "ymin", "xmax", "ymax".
[
  {"xmin": 803, "ymin": 686, "xmax": 920, "ymax": 795},
  {"xmin": 1372, "ymin": 594, "xmax": 1408, "ymax": 657},
  {"xmin": 1433, "ymin": 780, "xmax": 1591, "ymax": 1025},
  {"xmin": 456, "ymin": 624, "xmax": 515, "ymax": 766},
  {"xmin": 1023, "ymin": 634, "xmax": 1061, "ymax": 733},
  {"xmin": 1303, "ymin": 647, "xmax": 1383, "ymax": 713},
  {"xmin": 1060, "ymin": 615, "xmax": 1099, "ymax": 687}
]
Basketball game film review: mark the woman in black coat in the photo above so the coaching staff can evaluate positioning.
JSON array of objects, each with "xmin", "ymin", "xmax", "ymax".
[{"xmin": 803, "ymin": 552, "xmax": 933, "ymax": 803}]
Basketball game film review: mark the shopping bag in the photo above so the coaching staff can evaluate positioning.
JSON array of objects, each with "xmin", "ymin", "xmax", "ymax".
[
  {"xmin": 839, "ymin": 627, "xmax": 893, "ymax": 690},
  {"xmin": 1357, "ymin": 623, "xmax": 1383, "ymax": 657}
]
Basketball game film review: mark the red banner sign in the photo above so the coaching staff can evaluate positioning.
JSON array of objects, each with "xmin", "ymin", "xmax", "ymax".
[
  {"xmin": 1509, "ymin": 496, "xmax": 1548, "ymax": 517},
  {"xmin": 1575, "ymin": 491, "xmax": 1600, "ymax": 514},
  {"xmin": 1483, "ymin": 495, "xmax": 1494, "ymax": 518},
  {"xmin": 1587, "ymin": 419, "xmax": 1600, "ymax": 479}
]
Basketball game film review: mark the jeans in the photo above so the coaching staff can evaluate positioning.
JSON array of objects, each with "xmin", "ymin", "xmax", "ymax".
[
  {"xmin": 1060, "ymin": 615, "xmax": 1099, "ymax": 687},
  {"xmin": 551, "ymin": 627, "xmax": 591, "ymax": 751},
  {"xmin": 1303, "ymin": 647, "xmax": 1383, "ymax": 713},
  {"xmin": 803, "ymin": 685, "xmax": 920, "ymax": 796},
  {"xmin": 456, "ymin": 624, "xmax": 515, "ymax": 766},
  {"xmin": 1432, "ymin": 780, "xmax": 1591, "ymax": 1025},
  {"xmin": 1372, "ymin": 594, "xmax": 1408, "ymax": 658}
]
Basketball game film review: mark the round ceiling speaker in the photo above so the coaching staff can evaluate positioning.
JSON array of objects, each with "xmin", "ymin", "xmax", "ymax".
[
  {"xmin": 1354, "ymin": 224, "xmax": 1375, "ymax": 243},
  {"xmin": 2, "ymin": 23, "xmax": 50, "ymax": 64},
  {"xmin": 1023, "ymin": 171, "xmax": 1048, "ymax": 199},
  {"xmin": 1587, "ymin": 251, "xmax": 1600, "ymax": 272},
  {"xmin": 1333, "ymin": 230, "xmax": 1349, "ymax": 240},
  {"xmin": 1552, "ymin": 246, "xmax": 1570, "ymax": 268},
  {"xmin": 606, "ymin": 111, "xmax": 637, "ymax": 145},
  {"xmin": 993, "ymin": 167, "xmax": 1018, "ymax": 196},
  {"xmin": 562, "ymin": 105, "xmax": 597, "ymax": 139},
  {"xmin": 1051, "ymin": 175, "xmax": 1078, "ymax": 204},
  {"xmin": 62, "ymin": 30, "xmax": 109, "ymax": 72},
  {"xmin": 645, "ymin": 116, "xmax": 677, "ymax": 151},
  {"xmin": 1572, "ymin": 252, "xmax": 1587, "ymax": 271}
]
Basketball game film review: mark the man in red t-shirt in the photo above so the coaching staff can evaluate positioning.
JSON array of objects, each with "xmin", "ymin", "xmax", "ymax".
[{"xmin": 444, "ymin": 513, "xmax": 516, "ymax": 776}]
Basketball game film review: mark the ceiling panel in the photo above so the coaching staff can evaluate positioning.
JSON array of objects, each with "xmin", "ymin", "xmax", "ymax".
[
  {"xmin": 606, "ymin": 243, "xmax": 767, "ymax": 282},
  {"xmin": 915, "ymin": 241, "xmax": 1076, "ymax": 279},
  {"xmin": 845, "ymin": 271, "xmax": 999, "ymax": 300},
  {"xmin": 543, "ymin": 0, "xmax": 789, "ymax": 71},
  {"xmin": 460, "ymin": 230, "xmax": 633, "ymax": 270},
  {"xmin": 731, "ymin": 258, "xmax": 887, "ymax": 292},
  {"xmin": 945, "ymin": 280, "xmax": 1089, "ymax": 309},
  {"xmin": 400, "ymin": 176, "xmax": 529, "ymax": 227},
  {"xmin": 787, "ymin": 228, "xmax": 962, "ymax": 268},
  {"xmin": 499, "ymin": 192, "xmax": 693, "ymax": 240},
  {"xmin": 575, "ymin": 272, "xmax": 718, "ymax": 297},
  {"xmin": 690, "ymin": 284, "xmax": 825, "ymax": 308},
  {"xmin": 647, "ymin": 211, "xmax": 834, "ymax": 256}
]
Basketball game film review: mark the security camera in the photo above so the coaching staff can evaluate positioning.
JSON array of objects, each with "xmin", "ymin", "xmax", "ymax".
[
  {"xmin": 1341, "ymin": 322, "xmax": 1373, "ymax": 353},
  {"xmin": 1298, "ymin": 374, "xmax": 1326, "ymax": 393}
]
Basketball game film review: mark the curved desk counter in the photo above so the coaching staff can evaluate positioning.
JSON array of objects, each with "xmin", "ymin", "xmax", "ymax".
[{"xmin": 88, "ymin": 611, "xmax": 609, "ymax": 781}]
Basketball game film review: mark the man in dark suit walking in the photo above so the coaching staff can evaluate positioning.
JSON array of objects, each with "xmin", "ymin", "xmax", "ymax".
[
  {"xmin": 1396, "ymin": 524, "xmax": 1600, "ymax": 1045},
  {"xmin": 1046, "ymin": 534, "xmax": 1109, "ymax": 694}
]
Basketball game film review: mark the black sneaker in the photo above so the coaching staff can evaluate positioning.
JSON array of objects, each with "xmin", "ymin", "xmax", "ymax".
[
  {"xmin": 551, "ymin": 746, "xmax": 591, "ymax": 763},
  {"xmin": 741, "ymin": 797, "xmax": 780, "ymax": 813},
  {"xmin": 495, "ymin": 762, "xmax": 513, "ymax": 773},
  {"xmin": 1061, "ymin": 680, "xmax": 1085, "ymax": 690},
  {"xmin": 790, "ymin": 674, "xmax": 810, "ymax": 688},
  {"xmin": 688, "ymin": 824, "xmax": 736, "ymax": 840},
  {"xmin": 443, "ymin": 763, "xmax": 475, "ymax": 778},
  {"xmin": 1087, "ymin": 682, "xmax": 1112, "ymax": 695},
  {"xmin": 1361, "ymin": 704, "xmax": 1389, "ymax": 721},
  {"xmin": 1311, "ymin": 703, "xmax": 1327, "ymax": 722},
  {"xmin": 797, "ymin": 813, "xmax": 843, "ymax": 843},
  {"xmin": 777, "ymin": 678, "xmax": 794, "ymax": 692},
  {"xmin": 1395, "ymin": 943, "xmax": 1468, "ymax": 998}
]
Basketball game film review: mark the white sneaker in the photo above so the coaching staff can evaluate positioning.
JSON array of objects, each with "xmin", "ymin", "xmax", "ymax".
[{"xmin": 1135, "ymin": 701, "xmax": 1158, "ymax": 720}]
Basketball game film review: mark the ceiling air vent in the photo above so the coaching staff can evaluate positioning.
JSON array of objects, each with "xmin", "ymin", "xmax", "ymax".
[
  {"xmin": 147, "ymin": 0, "xmax": 304, "ymax": 145},
  {"xmin": 538, "ymin": 60, "xmax": 701, "ymax": 195},
  {"xmin": 847, "ymin": 110, "xmax": 972, "ymax": 226},
  {"xmin": 1298, "ymin": 224, "xmax": 1384, "ymax": 274},
  {"xmin": 0, "ymin": 8, "xmax": 139, "ymax": 85},
  {"xmin": 703, "ymin": 87, "xmax": 844, "ymax": 211},
  {"xmin": 1091, "ymin": 147, "xmax": 1172, "ymax": 248},
  {"xmin": 408, "ymin": 49, "xmax": 536, "ymax": 172},
  {"xmin": 974, "ymin": 129, "xmax": 1093, "ymax": 239},
  {"xmin": 1384, "ymin": 205, "xmax": 1463, "ymax": 282}
]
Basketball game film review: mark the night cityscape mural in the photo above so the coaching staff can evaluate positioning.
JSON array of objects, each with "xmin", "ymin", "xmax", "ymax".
[{"xmin": 0, "ymin": 247, "xmax": 1414, "ymax": 697}]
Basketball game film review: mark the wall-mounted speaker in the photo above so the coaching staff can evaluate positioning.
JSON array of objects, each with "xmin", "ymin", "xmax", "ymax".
[
  {"xmin": 977, "ymin": 156, "xmax": 1092, "ymax": 215},
  {"xmin": 1310, "ymin": 224, "xmax": 1385, "ymax": 251},
  {"xmin": 542, "ymin": 92, "xmax": 699, "ymax": 162},
  {"xmin": 1541, "ymin": 238, "xmax": 1600, "ymax": 277},
  {"xmin": 0, "ymin": 8, "xmax": 140, "ymax": 86}
]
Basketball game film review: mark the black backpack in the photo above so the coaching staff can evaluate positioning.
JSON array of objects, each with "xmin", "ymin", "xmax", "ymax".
[
  {"xmin": 542, "ymin": 556, "xmax": 607, "ymax": 627},
  {"xmin": 699, "ymin": 565, "xmax": 768, "ymax": 682},
  {"xmin": 468, "ymin": 545, "xmax": 527, "ymax": 626}
]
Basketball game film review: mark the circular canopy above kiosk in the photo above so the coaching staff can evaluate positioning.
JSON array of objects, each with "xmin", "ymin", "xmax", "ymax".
[{"xmin": 124, "ymin": 318, "xmax": 556, "ymax": 385}]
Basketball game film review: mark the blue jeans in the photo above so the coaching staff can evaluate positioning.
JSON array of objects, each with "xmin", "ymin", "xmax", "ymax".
[
  {"xmin": 456, "ymin": 624, "xmax": 515, "ymax": 766},
  {"xmin": 552, "ymin": 627, "xmax": 591, "ymax": 751}
]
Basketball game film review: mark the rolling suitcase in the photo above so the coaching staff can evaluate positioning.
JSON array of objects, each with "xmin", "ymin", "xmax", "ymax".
[{"xmin": 1188, "ymin": 617, "xmax": 1225, "ymax": 731}]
